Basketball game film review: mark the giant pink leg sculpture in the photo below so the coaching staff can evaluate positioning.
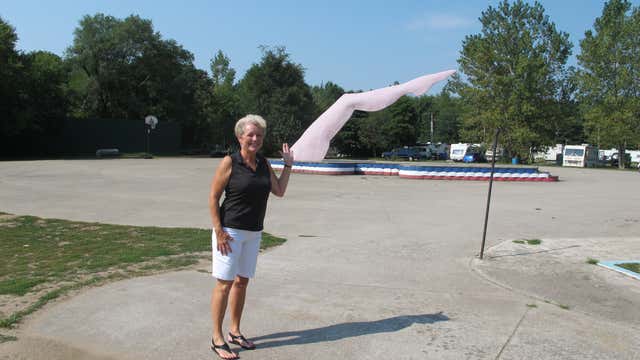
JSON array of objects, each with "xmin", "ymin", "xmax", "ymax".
[{"xmin": 291, "ymin": 70, "xmax": 456, "ymax": 162}]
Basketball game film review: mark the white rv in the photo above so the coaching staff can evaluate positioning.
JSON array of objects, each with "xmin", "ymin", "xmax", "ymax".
[
  {"xmin": 563, "ymin": 144, "xmax": 599, "ymax": 167},
  {"xmin": 449, "ymin": 143, "xmax": 470, "ymax": 162}
]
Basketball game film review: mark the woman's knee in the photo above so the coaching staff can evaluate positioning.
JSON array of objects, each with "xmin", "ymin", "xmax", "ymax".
[
  {"xmin": 215, "ymin": 279, "xmax": 234, "ymax": 295},
  {"xmin": 233, "ymin": 276, "xmax": 250, "ymax": 289}
]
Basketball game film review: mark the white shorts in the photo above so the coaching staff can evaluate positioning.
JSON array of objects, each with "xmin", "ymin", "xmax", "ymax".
[{"xmin": 211, "ymin": 227, "xmax": 262, "ymax": 281}]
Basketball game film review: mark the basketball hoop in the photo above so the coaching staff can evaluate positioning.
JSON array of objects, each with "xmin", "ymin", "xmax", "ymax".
[
  {"xmin": 145, "ymin": 115, "xmax": 158, "ymax": 129},
  {"xmin": 144, "ymin": 115, "xmax": 158, "ymax": 158}
]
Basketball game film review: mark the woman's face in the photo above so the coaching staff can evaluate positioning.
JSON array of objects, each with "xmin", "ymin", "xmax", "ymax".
[{"xmin": 237, "ymin": 123, "xmax": 264, "ymax": 153}]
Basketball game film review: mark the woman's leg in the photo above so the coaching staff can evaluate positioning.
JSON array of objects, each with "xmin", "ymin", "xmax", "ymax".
[
  {"xmin": 226, "ymin": 230, "xmax": 260, "ymax": 348},
  {"xmin": 291, "ymin": 69, "xmax": 455, "ymax": 162},
  {"xmin": 228, "ymin": 276, "xmax": 252, "ymax": 340},
  {"xmin": 211, "ymin": 279, "xmax": 238, "ymax": 359}
]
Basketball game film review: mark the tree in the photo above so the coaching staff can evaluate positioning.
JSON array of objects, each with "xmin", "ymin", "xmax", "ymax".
[
  {"xmin": 0, "ymin": 17, "xmax": 23, "ymax": 137},
  {"xmin": 1, "ymin": 19, "xmax": 69, "ymax": 143},
  {"xmin": 454, "ymin": 0, "xmax": 573, "ymax": 161},
  {"xmin": 384, "ymin": 96, "xmax": 419, "ymax": 147},
  {"xmin": 576, "ymin": 0, "xmax": 640, "ymax": 168},
  {"xmin": 65, "ymin": 13, "xmax": 211, "ymax": 148},
  {"xmin": 237, "ymin": 46, "xmax": 314, "ymax": 155},
  {"xmin": 554, "ymin": 70, "xmax": 584, "ymax": 145},
  {"xmin": 357, "ymin": 111, "xmax": 389, "ymax": 157},
  {"xmin": 432, "ymin": 92, "xmax": 463, "ymax": 144},
  {"xmin": 413, "ymin": 95, "xmax": 435, "ymax": 143},
  {"xmin": 414, "ymin": 93, "xmax": 463, "ymax": 145},
  {"xmin": 208, "ymin": 50, "xmax": 239, "ymax": 147},
  {"xmin": 66, "ymin": 14, "xmax": 196, "ymax": 118},
  {"xmin": 21, "ymin": 51, "xmax": 70, "ymax": 132},
  {"xmin": 210, "ymin": 50, "xmax": 235, "ymax": 88}
]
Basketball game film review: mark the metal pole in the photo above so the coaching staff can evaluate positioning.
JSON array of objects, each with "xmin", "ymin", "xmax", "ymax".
[
  {"xmin": 145, "ymin": 126, "xmax": 152, "ymax": 159},
  {"xmin": 480, "ymin": 128, "xmax": 500, "ymax": 259},
  {"xmin": 430, "ymin": 112, "xmax": 434, "ymax": 143}
]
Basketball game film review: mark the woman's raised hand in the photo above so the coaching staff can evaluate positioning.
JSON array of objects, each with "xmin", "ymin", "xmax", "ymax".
[{"xmin": 281, "ymin": 143, "xmax": 294, "ymax": 166}]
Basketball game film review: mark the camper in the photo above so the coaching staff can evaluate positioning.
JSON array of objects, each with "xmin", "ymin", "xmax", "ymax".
[
  {"xmin": 544, "ymin": 144, "xmax": 564, "ymax": 162},
  {"xmin": 449, "ymin": 143, "xmax": 470, "ymax": 162},
  {"xmin": 627, "ymin": 150, "xmax": 640, "ymax": 164},
  {"xmin": 599, "ymin": 148, "xmax": 640, "ymax": 165},
  {"xmin": 599, "ymin": 148, "xmax": 617, "ymax": 162},
  {"xmin": 563, "ymin": 144, "xmax": 599, "ymax": 167}
]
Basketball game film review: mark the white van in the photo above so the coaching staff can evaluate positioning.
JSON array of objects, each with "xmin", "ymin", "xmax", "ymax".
[
  {"xmin": 449, "ymin": 143, "xmax": 470, "ymax": 162},
  {"xmin": 563, "ymin": 144, "xmax": 599, "ymax": 167}
]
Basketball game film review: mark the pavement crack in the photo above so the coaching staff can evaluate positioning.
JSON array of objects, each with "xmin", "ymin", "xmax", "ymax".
[{"xmin": 495, "ymin": 307, "xmax": 529, "ymax": 360}]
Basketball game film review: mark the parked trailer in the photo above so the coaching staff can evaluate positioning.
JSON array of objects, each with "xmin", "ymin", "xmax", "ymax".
[
  {"xmin": 545, "ymin": 144, "xmax": 564, "ymax": 161},
  {"xmin": 449, "ymin": 143, "xmax": 470, "ymax": 162},
  {"xmin": 563, "ymin": 145, "xmax": 599, "ymax": 167}
]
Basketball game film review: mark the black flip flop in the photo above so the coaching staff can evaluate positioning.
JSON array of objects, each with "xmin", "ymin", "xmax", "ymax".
[
  {"xmin": 211, "ymin": 340, "xmax": 238, "ymax": 359},
  {"xmin": 228, "ymin": 333, "xmax": 256, "ymax": 350}
]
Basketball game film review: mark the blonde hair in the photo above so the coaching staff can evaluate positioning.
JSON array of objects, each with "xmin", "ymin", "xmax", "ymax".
[{"xmin": 235, "ymin": 114, "xmax": 267, "ymax": 137}]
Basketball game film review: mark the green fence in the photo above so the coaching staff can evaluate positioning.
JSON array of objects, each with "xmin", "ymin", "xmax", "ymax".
[{"xmin": 1, "ymin": 118, "xmax": 181, "ymax": 157}]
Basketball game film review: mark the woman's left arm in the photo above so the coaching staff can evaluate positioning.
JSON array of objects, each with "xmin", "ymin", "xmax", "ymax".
[{"xmin": 269, "ymin": 143, "xmax": 293, "ymax": 197}]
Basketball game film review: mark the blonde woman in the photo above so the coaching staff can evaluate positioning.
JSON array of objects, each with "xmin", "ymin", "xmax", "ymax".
[{"xmin": 208, "ymin": 115, "xmax": 293, "ymax": 359}]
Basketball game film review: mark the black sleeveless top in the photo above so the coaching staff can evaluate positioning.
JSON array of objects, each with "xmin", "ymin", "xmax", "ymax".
[{"xmin": 220, "ymin": 152, "xmax": 272, "ymax": 231}]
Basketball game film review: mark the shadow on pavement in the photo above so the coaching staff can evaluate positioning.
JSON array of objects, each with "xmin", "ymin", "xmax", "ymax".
[{"xmin": 252, "ymin": 312, "xmax": 449, "ymax": 349}]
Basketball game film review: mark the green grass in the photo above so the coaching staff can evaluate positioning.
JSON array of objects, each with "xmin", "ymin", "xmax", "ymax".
[
  {"xmin": 0, "ymin": 333, "xmax": 18, "ymax": 343},
  {"xmin": 0, "ymin": 212, "xmax": 286, "ymax": 328},
  {"xmin": 617, "ymin": 262, "xmax": 640, "ymax": 274},
  {"xmin": 513, "ymin": 239, "xmax": 542, "ymax": 245},
  {"xmin": 586, "ymin": 258, "xmax": 599, "ymax": 265}
]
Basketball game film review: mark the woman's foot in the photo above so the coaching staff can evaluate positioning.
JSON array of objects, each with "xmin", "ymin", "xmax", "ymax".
[
  {"xmin": 227, "ymin": 332, "xmax": 256, "ymax": 350},
  {"xmin": 211, "ymin": 340, "xmax": 239, "ymax": 359}
]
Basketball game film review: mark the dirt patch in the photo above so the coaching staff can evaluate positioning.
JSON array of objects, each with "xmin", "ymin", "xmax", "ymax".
[
  {"xmin": 0, "ymin": 214, "xmax": 18, "ymax": 228},
  {"xmin": 80, "ymin": 225, "xmax": 101, "ymax": 231},
  {"xmin": 0, "ymin": 214, "xmax": 18, "ymax": 221}
]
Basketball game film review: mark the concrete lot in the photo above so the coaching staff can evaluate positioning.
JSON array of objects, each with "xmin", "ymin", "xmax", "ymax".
[{"xmin": 0, "ymin": 158, "xmax": 639, "ymax": 359}]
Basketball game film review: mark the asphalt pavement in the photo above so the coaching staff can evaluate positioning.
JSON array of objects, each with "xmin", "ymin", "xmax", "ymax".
[{"xmin": 0, "ymin": 158, "xmax": 638, "ymax": 359}]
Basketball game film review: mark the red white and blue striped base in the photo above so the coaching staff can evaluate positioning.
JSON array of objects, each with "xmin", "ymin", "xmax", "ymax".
[{"xmin": 270, "ymin": 161, "xmax": 558, "ymax": 182}]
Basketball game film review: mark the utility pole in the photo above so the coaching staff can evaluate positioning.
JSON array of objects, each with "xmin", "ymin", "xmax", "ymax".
[{"xmin": 430, "ymin": 112, "xmax": 434, "ymax": 143}]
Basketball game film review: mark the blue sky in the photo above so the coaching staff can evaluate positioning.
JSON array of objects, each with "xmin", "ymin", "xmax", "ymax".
[{"xmin": 2, "ymin": 0, "xmax": 637, "ymax": 93}]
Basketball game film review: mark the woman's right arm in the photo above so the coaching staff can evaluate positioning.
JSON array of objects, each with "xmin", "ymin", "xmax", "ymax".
[{"xmin": 209, "ymin": 156, "xmax": 233, "ymax": 255}]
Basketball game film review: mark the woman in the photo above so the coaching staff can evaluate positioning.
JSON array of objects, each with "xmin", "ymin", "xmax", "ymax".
[{"xmin": 208, "ymin": 114, "xmax": 293, "ymax": 359}]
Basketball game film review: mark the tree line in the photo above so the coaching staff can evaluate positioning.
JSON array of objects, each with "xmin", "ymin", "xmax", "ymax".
[{"xmin": 1, "ymin": 0, "xmax": 639, "ymax": 166}]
